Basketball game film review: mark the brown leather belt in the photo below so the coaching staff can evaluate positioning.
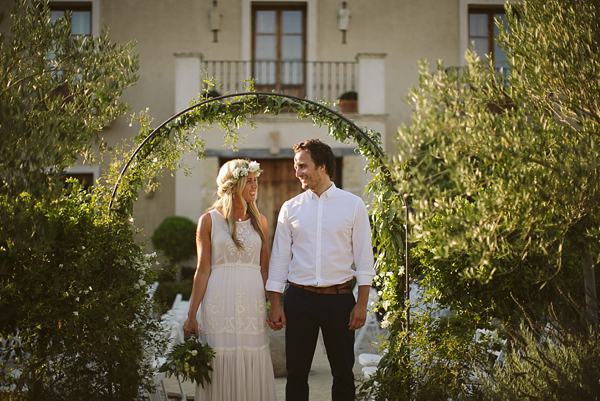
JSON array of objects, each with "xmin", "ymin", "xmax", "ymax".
[{"xmin": 289, "ymin": 280, "xmax": 353, "ymax": 295}]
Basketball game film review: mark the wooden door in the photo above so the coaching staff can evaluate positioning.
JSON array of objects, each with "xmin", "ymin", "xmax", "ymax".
[{"xmin": 255, "ymin": 159, "xmax": 302, "ymax": 246}]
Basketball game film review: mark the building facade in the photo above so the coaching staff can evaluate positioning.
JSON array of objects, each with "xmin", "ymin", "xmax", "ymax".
[{"xmin": 4, "ymin": 0, "xmax": 508, "ymax": 246}]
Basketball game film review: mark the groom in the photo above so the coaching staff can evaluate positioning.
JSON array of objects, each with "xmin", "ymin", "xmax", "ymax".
[{"xmin": 266, "ymin": 139, "xmax": 375, "ymax": 401}]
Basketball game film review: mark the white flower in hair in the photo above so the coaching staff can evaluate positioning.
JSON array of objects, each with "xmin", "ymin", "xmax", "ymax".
[
  {"xmin": 232, "ymin": 161, "xmax": 262, "ymax": 180},
  {"xmin": 248, "ymin": 161, "xmax": 261, "ymax": 172}
]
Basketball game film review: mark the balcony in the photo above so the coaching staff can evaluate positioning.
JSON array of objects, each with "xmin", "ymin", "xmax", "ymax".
[
  {"xmin": 174, "ymin": 52, "xmax": 386, "ymax": 115},
  {"xmin": 200, "ymin": 58, "xmax": 357, "ymax": 105},
  {"xmin": 445, "ymin": 65, "xmax": 511, "ymax": 86}
]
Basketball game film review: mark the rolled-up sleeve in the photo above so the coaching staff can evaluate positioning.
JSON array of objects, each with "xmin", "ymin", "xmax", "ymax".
[
  {"xmin": 353, "ymin": 199, "xmax": 375, "ymax": 286},
  {"xmin": 266, "ymin": 203, "xmax": 292, "ymax": 293}
]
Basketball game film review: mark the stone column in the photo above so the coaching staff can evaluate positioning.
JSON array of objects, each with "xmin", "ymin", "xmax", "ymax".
[
  {"xmin": 174, "ymin": 52, "xmax": 202, "ymax": 112},
  {"xmin": 173, "ymin": 53, "xmax": 203, "ymax": 221},
  {"xmin": 356, "ymin": 53, "xmax": 387, "ymax": 115}
]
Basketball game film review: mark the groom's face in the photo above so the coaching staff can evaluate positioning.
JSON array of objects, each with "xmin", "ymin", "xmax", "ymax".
[{"xmin": 293, "ymin": 150, "xmax": 325, "ymax": 192}]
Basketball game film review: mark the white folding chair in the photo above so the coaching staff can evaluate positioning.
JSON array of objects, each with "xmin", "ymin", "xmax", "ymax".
[
  {"xmin": 157, "ymin": 293, "xmax": 189, "ymax": 401},
  {"xmin": 0, "ymin": 331, "xmax": 22, "ymax": 393},
  {"xmin": 147, "ymin": 281, "xmax": 160, "ymax": 299},
  {"xmin": 409, "ymin": 282, "xmax": 451, "ymax": 319},
  {"xmin": 358, "ymin": 350, "xmax": 387, "ymax": 400},
  {"xmin": 147, "ymin": 371, "xmax": 168, "ymax": 401}
]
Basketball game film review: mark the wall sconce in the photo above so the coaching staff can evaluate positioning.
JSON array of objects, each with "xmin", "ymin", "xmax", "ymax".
[
  {"xmin": 337, "ymin": 2, "xmax": 351, "ymax": 44},
  {"xmin": 208, "ymin": 0, "xmax": 222, "ymax": 43}
]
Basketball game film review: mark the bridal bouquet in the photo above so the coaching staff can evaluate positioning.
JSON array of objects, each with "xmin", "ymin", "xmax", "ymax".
[{"xmin": 159, "ymin": 334, "xmax": 216, "ymax": 388}]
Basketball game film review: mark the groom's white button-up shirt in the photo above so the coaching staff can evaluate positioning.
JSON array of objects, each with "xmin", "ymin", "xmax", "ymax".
[{"xmin": 266, "ymin": 183, "xmax": 375, "ymax": 294}]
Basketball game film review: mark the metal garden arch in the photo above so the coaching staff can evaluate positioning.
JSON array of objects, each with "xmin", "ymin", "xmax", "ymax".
[{"xmin": 108, "ymin": 92, "xmax": 412, "ymax": 330}]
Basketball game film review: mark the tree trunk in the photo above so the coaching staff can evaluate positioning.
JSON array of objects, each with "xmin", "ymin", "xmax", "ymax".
[{"xmin": 581, "ymin": 242, "xmax": 598, "ymax": 330}]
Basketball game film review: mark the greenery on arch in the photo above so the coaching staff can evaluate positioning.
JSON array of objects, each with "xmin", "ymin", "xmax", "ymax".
[{"xmin": 108, "ymin": 89, "xmax": 412, "ymax": 391}]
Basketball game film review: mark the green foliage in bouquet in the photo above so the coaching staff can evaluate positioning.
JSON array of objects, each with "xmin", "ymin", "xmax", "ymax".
[{"xmin": 159, "ymin": 336, "xmax": 216, "ymax": 388}]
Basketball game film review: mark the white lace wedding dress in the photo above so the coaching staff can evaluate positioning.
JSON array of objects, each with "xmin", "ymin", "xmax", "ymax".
[{"xmin": 195, "ymin": 210, "xmax": 277, "ymax": 401}]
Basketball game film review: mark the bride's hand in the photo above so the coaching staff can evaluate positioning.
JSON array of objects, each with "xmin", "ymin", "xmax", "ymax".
[{"xmin": 183, "ymin": 316, "xmax": 199, "ymax": 340}]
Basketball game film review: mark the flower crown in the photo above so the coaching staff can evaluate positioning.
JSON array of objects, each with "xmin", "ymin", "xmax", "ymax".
[{"xmin": 231, "ymin": 161, "xmax": 262, "ymax": 181}]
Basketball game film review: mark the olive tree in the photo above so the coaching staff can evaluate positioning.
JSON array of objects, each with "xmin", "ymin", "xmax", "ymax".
[
  {"xmin": 0, "ymin": 0, "xmax": 137, "ymax": 199},
  {"xmin": 0, "ymin": 1, "xmax": 167, "ymax": 398},
  {"xmin": 392, "ymin": 0, "xmax": 599, "ymax": 328},
  {"xmin": 363, "ymin": 1, "xmax": 600, "ymax": 399}
]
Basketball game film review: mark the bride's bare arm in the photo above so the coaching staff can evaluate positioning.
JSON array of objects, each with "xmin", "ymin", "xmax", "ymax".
[
  {"xmin": 183, "ymin": 213, "xmax": 212, "ymax": 340},
  {"xmin": 259, "ymin": 214, "xmax": 270, "ymax": 287}
]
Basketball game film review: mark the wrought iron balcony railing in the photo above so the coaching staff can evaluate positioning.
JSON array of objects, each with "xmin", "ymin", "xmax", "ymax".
[
  {"xmin": 445, "ymin": 65, "xmax": 511, "ymax": 86},
  {"xmin": 200, "ymin": 59, "xmax": 357, "ymax": 104}
]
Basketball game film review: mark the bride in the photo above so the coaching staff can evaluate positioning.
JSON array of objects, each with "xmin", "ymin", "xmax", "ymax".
[{"xmin": 183, "ymin": 159, "xmax": 277, "ymax": 401}]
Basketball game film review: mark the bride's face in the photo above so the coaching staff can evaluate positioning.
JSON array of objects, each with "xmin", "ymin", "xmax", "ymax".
[{"xmin": 240, "ymin": 172, "xmax": 258, "ymax": 203}]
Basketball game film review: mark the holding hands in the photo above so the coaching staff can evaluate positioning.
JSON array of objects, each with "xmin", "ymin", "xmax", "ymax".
[
  {"xmin": 266, "ymin": 304, "xmax": 286, "ymax": 331},
  {"xmin": 266, "ymin": 293, "xmax": 286, "ymax": 331}
]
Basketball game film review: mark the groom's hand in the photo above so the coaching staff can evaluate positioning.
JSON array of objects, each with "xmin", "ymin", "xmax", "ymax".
[
  {"xmin": 267, "ymin": 305, "xmax": 286, "ymax": 331},
  {"xmin": 348, "ymin": 303, "xmax": 367, "ymax": 330},
  {"xmin": 348, "ymin": 285, "xmax": 369, "ymax": 330}
]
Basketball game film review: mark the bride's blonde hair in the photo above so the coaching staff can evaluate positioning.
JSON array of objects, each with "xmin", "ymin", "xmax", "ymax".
[{"xmin": 210, "ymin": 159, "xmax": 266, "ymax": 249}]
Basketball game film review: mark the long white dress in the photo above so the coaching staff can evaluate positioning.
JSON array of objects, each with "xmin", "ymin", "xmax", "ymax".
[{"xmin": 196, "ymin": 210, "xmax": 277, "ymax": 401}]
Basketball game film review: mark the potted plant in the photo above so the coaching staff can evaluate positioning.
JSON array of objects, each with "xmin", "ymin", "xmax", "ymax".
[{"xmin": 338, "ymin": 91, "xmax": 358, "ymax": 113}]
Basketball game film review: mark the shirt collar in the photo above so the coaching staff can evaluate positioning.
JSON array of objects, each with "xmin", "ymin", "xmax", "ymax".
[{"xmin": 308, "ymin": 182, "xmax": 337, "ymax": 199}]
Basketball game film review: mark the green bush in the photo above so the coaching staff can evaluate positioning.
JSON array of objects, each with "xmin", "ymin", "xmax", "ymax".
[
  {"xmin": 0, "ymin": 1, "xmax": 170, "ymax": 398},
  {"xmin": 151, "ymin": 216, "xmax": 197, "ymax": 263},
  {"xmin": 159, "ymin": 266, "xmax": 195, "ymax": 282},
  {"xmin": 0, "ymin": 186, "xmax": 166, "ymax": 399},
  {"xmin": 154, "ymin": 281, "xmax": 194, "ymax": 314},
  {"xmin": 480, "ymin": 318, "xmax": 600, "ymax": 400},
  {"xmin": 411, "ymin": 197, "xmax": 585, "ymax": 328},
  {"xmin": 181, "ymin": 266, "xmax": 196, "ymax": 281},
  {"xmin": 360, "ymin": 311, "xmax": 494, "ymax": 401}
]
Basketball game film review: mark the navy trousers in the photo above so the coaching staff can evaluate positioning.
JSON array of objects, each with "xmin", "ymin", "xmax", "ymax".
[{"xmin": 284, "ymin": 285, "xmax": 356, "ymax": 401}]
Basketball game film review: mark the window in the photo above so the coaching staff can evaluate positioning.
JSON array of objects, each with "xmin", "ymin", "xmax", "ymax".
[
  {"xmin": 60, "ymin": 165, "xmax": 99, "ymax": 189},
  {"xmin": 469, "ymin": 7, "xmax": 509, "ymax": 74},
  {"xmin": 47, "ymin": 3, "xmax": 92, "ymax": 78},
  {"xmin": 61, "ymin": 172, "xmax": 94, "ymax": 189},
  {"xmin": 252, "ymin": 4, "xmax": 306, "ymax": 97},
  {"xmin": 49, "ymin": 3, "xmax": 92, "ymax": 37}
]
